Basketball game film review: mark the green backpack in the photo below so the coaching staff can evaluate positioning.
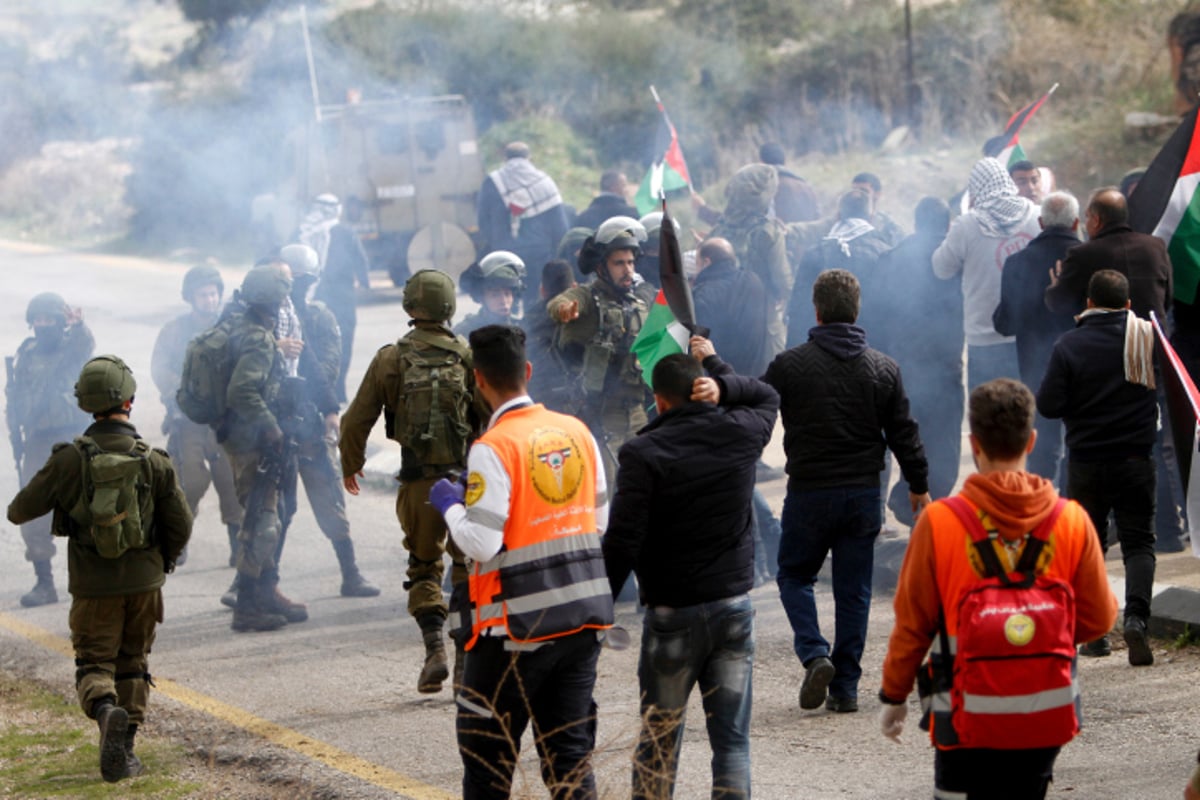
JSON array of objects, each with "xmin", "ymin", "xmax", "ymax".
[
  {"xmin": 176, "ymin": 318, "xmax": 234, "ymax": 426},
  {"xmin": 394, "ymin": 330, "xmax": 472, "ymax": 467},
  {"xmin": 67, "ymin": 437, "xmax": 155, "ymax": 559}
]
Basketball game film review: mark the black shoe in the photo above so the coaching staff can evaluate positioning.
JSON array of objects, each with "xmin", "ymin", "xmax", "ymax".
[
  {"xmin": 1124, "ymin": 617, "xmax": 1154, "ymax": 666},
  {"xmin": 756, "ymin": 461, "xmax": 785, "ymax": 483},
  {"xmin": 1078, "ymin": 636, "xmax": 1112, "ymax": 657},
  {"xmin": 825, "ymin": 695, "xmax": 858, "ymax": 713},
  {"xmin": 1155, "ymin": 536, "xmax": 1186, "ymax": 554},
  {"xmin": 96, "ymin": 701, "xmax": 130, "ymax": 783},
  {"xmin": 220, "ymin": 575, "xmax": 239, "ymax": 609},
  {"xmin": 799, "ymin": 656, "xmax": 835, "ymax": 710}
]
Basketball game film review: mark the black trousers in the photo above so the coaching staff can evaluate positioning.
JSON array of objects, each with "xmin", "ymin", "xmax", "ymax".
[
  {"xmin": 935, "ymin": 746, "xmax": 1060, "ymax": 799},
  {"xmin": 456, "ymin": 630, "xmax": 601, "ymax": 799}
]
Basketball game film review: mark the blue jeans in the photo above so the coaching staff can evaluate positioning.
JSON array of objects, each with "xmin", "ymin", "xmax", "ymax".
[
  {"xmin": 635, "ymin": 594, "xmax": 755, "ymax": 800},
  {"xmin": 777, "ymin": 487, "xmax": 881, "ymax": 700}
]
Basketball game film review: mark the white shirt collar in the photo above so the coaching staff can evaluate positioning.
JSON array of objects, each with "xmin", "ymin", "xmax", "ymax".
[{"xmin": 487, "ymin": 394, "xmax": 534, "ymax": 429}]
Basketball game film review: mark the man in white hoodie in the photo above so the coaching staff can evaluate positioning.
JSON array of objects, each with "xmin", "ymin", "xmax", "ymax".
[{"xmin": 933, "ymin": 158, "xmax": 1040, "ymax": 389}]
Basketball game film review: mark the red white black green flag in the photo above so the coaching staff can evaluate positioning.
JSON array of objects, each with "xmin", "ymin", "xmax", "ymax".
[{"xmin": 634, "ymin": 87, "xmax": 692, "ymax": 216}]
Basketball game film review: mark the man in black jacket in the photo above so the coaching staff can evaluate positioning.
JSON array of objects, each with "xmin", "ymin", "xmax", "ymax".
[
  {"xmin": 603, "ymin": 345, "xmax": 778, "ymax": 800},
  {"xmin": 766, "ymin": 268, "xmax": 930, "ymax": 714},
  {"xmin": 1037, "ymin": 269, "xmax": 1158, "ymax": 666},
  {"xmin": 573, "ymin": 171, "xmax": 638, "ymax": 231},
  {"xmin": 994, "ymin": 191, "xmax": 1081, "ymax": 485}
]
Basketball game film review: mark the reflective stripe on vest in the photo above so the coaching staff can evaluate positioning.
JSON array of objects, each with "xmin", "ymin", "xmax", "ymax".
[{"xmin": 961, "ymin": 683, "xmax": 1078, "ymax": 715}]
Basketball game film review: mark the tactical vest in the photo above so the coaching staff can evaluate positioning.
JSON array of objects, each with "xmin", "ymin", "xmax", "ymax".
[
  {"xmin": 466, "ymin": 404, "xmax": 613, "ymax": 649},
  {"xmin": 10, "ymin": 337, "xmax": 86, "ymax": 434},
  {"xmin": 918, "ymin": 496, "xmax": 1081, "ymax": 751},
  {"xmin": 579, "ymin": 285, "xmax": 647, "ymax": 397}
]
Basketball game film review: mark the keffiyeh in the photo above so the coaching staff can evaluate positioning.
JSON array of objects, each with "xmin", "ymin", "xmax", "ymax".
[{"xmin": 968, "ymin": 158, "xmax": 1034, "ymax": 238}]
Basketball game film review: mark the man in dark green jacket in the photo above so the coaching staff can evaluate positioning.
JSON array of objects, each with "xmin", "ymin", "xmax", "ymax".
[{"xmin": 7, "ymin": 355, "xmax": 192, "ymax": 783}]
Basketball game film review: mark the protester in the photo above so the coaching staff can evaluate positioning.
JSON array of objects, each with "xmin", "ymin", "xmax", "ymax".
[
  {"xmin": 760, "ymin": 141, "xmax": 820, "ymax": 222},
  {"xmin": 1037, "ymin": 269, "xmax": 1159, "ymax": 665},
  {"xmin": 851, "ymin": 172, "xmax": 906, "ymax": 246},
  {"xmin": 1009, "ymin": 159, "xmax": 1046, "ymax": 204},
  {"xmin": 574, "ymin": 170, "xmax": 638, "ymax": 230},
  {"xmin": 880, "ymin": 378, "xmax": 1118, "ymax": 800}
]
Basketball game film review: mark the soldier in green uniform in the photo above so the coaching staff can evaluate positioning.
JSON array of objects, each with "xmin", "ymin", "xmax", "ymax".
[
  {"xmin": 150, "ymin": 265, "xmax": 242, "ymax": 565},
  {"xmin": 273, "ymin": 244, "xmax": 378, "ymax": 597},
  {"xmin": 453, "ymin": 250, "xmax": 526, "ymax": 337},
  {"xmin": 220, "ymin": 264, "xmax": 307, "ymax": 632},
  {"xmin": 7, "ymin": 355, "xmax": 192, "ymax": 783},
  {"xmin": 339, "ymin": 270, "xmax": 479, "ymax": 693},
  {"xmin": 547, "ymin": 215, "xmax": 653, "ymax": 484},
  {"xmin": 6, "ymin": 292, "xmax": 95, "ymax": 607}
]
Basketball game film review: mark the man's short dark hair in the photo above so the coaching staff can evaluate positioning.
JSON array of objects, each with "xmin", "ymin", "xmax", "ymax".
[
  {"xmin": 759, "ymin": 142, "xmax": 786, "ymax": 166},
  {"xmin": 541, "ymin": 259, "xmax": 575, "ymax": 298},
  {"xmin": 851, "ymin": 172, "xmax": 881, "ymax": 193},
  {"xmin": 1087, "ymin": 187, "xmax": 1128, "ymax": 228},
  {"xmin": 812, "ymin": 269, "xmax": 860, "ymax": 324},
  {"xmin": 914, "ymin": 196, "xmax": 950, "ymax": 235},
  {"xmin": 1008, "ymin": 159, "xmax": 1037, "ymax": 175},
  {"xmin": 469, "ymin": 325, "xmax": 527, "ymax": 393},
  {"xmin": 599, "ymin": 170, "xmax": 624, "ymax": 193},
  {"xmin": 969, "ymin": 379, "xmax": 1035, "ymax": 461},
  {"xmin": 1088, "ymin": 269, "xmax": 1130, "ymax": 309},
  {"xmin": 838, "ymin": 189, "xmax": 872, "ymax": 222},
  {"xmin": 651, "ymin": 353, "xmax": 703, "ymax": 407}
]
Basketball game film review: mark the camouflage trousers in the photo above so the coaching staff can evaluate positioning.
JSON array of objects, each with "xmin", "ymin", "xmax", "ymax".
[
  {"xmin": 70, "ymin": 589, "xmax": 162, "ymax": 725},
  {"xmin": 223, "ymin": 447, "xmax": 280, "ymax": 581},
  {"xmin": 167, "ymin": 419, "xmax": 242, "ymax": 526},
  {"xmin": 18, "ymin": 428, "xmax": 75, "ymax": 563},
  {"xmin": 396, "ymin": 476, "xmax": 466, "ymax": 621}
]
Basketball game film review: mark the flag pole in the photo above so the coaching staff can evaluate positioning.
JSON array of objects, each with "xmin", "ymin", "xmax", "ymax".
[{"xmin": 649, "ymin": 85, "xmax": 694, "ymax": 199}]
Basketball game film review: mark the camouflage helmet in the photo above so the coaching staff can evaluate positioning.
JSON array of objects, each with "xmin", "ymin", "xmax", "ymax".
[
  {"xmin": 240, "ymin": 265, "xmax": 292, "ymax": 308},
  {"xmin": 181, "ymin": 264, "xmax": 224, "ymax": 303},
  {"xmin": 279, "ymin": 244, "xmax": 321, "ymax": 278},
  {"xmin": 75, "ymin": 355, "xmax": 137, "ymax": 414},
  {"xmin": 26, "ymin": 292, "xmax": 69, "ymax": 326},
  {"xmin": 403, "ymin": 269, "xmax": 457, "ymax": 321}
]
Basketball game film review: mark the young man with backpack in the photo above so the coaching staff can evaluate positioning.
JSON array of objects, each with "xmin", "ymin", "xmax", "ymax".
[
  {"xmin": 879, "ymin": 378, "xmax": 1117, "ymax": 800},
  {"xmin": 339, "ymin": 269, "xmax": 481, "ymax": 694},
  {"xmin": 7, "ymin": 355, "xmax": 192, "ymax": 783}
]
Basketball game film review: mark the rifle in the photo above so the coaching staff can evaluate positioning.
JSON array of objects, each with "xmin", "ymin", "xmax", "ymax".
[
  {"xmin": 6, "ymin": 355, "xmax": 23, "ymax": 471},
  {"xmin": 271, "ymin": 376, "xmax": 313, "ymax": 563}
]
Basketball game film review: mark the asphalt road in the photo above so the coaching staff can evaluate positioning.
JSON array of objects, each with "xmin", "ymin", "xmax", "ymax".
[{"xmin": 1, "ymin": 242, "xmax": 1198, "ymax": 799}]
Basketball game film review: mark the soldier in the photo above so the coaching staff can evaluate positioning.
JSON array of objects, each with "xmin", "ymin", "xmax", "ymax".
[
  {"xmin": 547, "ymin": 215, "xmax": 653, "ymax": 484},
  {"xmin": 273, "ymin": 244, "xmax": 378, "ymax": 597},
  {"xmin": 339, "ymin": 270, "xmax": 480, "ymax": 693},
  {"xmin": 150, "ymin": 265, "xmax": 243, "ymax": 565},
  {"xmin": 453, "ymin": 250, "xmax": 526, "ymax": 337},
  {"xmin": 6, "ymin": 292, "xmax": 95, "ymax": 607},
  {"xmin": 220, "ymin": 265, "xmax": 308, "ymax": 632},
  {"xmin": 7, "ymin": 355, "xmax": 192, "ymax": 782}
]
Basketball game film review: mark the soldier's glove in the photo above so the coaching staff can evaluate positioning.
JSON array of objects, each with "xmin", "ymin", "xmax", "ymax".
[
  {"xmin": 429, "ymin": 478, "xmax": 465, "ymax": 516},
  {"xmin": 879, "ymin": 701, "xmax": 907, "ymax": 743},
  {"xmin": 262, "ymin": 424, "xmax": 284, "ymax": 451}
]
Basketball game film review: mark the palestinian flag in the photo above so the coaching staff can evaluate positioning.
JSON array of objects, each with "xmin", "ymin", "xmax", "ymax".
[
  {"xmin": 634, "ymin": 88, "xmax": 692, "ymax": 216},
  {"xmin": 983, "ymin": 83, "xmax": 1057, "ymax": 164},
  {"xmin": 1129, "ymin": 106, "xmax": 1200, "ymax": 305},
  {"xmin": 631, "ymin": 290, "xmax": 689, "ymax": 389},
  {"xmin": 1150, "ymin": 312, "xmax": 1200, "ymax": 558}
]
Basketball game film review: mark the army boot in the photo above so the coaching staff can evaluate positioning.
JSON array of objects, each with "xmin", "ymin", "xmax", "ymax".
[
  {"xmin": 261, "ymin": 572, "xmax": 308, "ymax": 623},
  {"xmin": 231, "ymin": 575, "xmax": 287, "ymax": 633},
  {"xmin": 220, "ymin": 574, "xmax": 239, "ymax": 609},
  {"xmin": 333, "ymin": 538, "xmax": 380, "ymax": 597},
  {"xmin": 417, "ymin": 615, "xmax": 449, "ymax": 694},
  {"xmin": 226, "ymin": 523, "xmax": 239, "ymax": 568},
  {"xmin": 93, "ymin": 697, "xmax": 130, "ymax": 783},
  {"xmin": 20, "ymin": 560, "xmax": 58, "ymax": 608},
  {"xmin": 124, "ymin": 724, "xmax": 144, "ymax": 778}
]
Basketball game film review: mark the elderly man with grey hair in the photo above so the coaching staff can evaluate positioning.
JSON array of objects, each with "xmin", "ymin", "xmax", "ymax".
[{"xmin": 993, "ymin": 190, "xmax": 1082, "ymax": 484}]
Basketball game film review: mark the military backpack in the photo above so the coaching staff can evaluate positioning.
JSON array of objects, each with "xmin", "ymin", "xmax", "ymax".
[
  {"xmin": 176, "ymin": 318, "xmax": 235, "ymax": 426},
  {"xmin": 392, "ymin": 330, "xmax": 472, "ymax": 466},
  {"xmin": 66, "ymin": 437, "xmax": 155, "ymax": 558}
]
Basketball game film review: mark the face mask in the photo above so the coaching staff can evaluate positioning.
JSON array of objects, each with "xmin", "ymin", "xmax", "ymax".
[{"xmin": 33, "ymin": 324, "xmax": 64, "ymax": 347}]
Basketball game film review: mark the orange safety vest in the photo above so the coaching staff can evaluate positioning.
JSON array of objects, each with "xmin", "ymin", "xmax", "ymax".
[
  {"xmin": 465, "ymin": 404, "xmax": 613, "ymax": 649},
  {"xmin": 919, "ymin": 495, "xmax": 1091, "ymax": 751}
]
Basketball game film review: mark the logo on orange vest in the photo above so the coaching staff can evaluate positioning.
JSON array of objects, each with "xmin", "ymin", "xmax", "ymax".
[
  {"xmin": 464, "ymin": 471, "xmax": 486, "ymax": 506},
  {"xmin": 1004, "ymin": 613, "xmax": 1035, "ymax": 646},
  {"xmin": 528, "ymin": 426, "xmax": 584, "ymax": 505}
]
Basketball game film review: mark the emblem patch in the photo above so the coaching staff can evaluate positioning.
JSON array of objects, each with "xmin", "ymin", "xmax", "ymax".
[{"xmin": 528, "ymin": 426, "xmax": 584, "ymax": 504}]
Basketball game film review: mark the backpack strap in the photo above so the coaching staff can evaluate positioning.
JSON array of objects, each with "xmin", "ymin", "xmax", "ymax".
[
  {"xmin": 942, "ymin": 494, "xmax": 1069, "ymax": 587},
  {"xmin": 1013, "ymin": 497, "xmax": 1068, "ymax": 574},
  {"xmin": 404, "ymin": 328, "xmax": 470, "ymax": 359}
]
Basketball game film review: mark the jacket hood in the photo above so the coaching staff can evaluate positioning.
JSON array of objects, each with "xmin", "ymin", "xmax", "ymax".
[
  {"xmin": 960, "ymin": 471, "xmax": 1059, "ymax": 541},
  {"xmin": 724, "ymin": 164, "xmax": 778, "ymax": 217},
  {"xmin": 808, "ymin": 322, "xmax": 868, "ymax": 360}
]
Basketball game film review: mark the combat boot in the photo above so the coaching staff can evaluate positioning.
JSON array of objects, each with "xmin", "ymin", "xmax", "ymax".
[
  {"xmin": 124, "ymin": 724, "xmax": 144, "ymax": 778},
  {"xmin": 226, "ymin": 523, "xmax": 240, "ymax": 568},
  {"xmin": 93, "ymin": 697, "xmax": 129, "ymax": 783},
  {"xmin": 20, "ymin": 560, "xmax": 57, "ymax": 608},
  {"xmin": 417, "ymin": 614, "xmax": 449, "ymax": 694},
  {"xmin": 261, "ymin": 578, "xmax": 308, "ymax": 623},
  {"xmin": 333, "ymin": 538, "xmax": 380, "ymax": 597},
  {"xmin": 231, "ymin": 576, "xmax": 287, "ymax": 633},
  {"xmin": 220, "ymin": 574, "xmax": 239, "ymax": 609}
]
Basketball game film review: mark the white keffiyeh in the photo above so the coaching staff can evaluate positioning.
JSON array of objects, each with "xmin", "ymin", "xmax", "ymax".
[
  {"xmin": 822, "ymin": 218, "xmax": 875, "ymax": 257},
  {"xmin": 489, "ymin": 158, "xmax": 563, "ymax": 238},
  {"xmin": 968, "ymin": 158, "xmax": 1035, "ymax": 238}
]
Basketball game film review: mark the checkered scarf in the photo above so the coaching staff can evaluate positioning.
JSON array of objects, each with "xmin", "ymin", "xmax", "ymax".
[{"xmin": 968, "ymin": 158, "xmax": 1032, "ymax": 237}]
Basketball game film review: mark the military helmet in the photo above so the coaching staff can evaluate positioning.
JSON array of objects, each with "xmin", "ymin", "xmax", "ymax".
[
  {"xmin": 478, "ymin": 250, "xmax": 526, "ymax": 289},
  {"xmin": 595, "ymin": 215, "xmax": 647, "ymax": 256},
  {"xmin": 75, "ymin": 355, "xmax": 137, "ymax": 414},
  {"xmin": 26, "ymin": 292, "xmax": 69, "ymax": 325},
  {"xmin": 181, "ymin": 264, "xmax": 224, "ymax": 303},
  {"xmin": 638, "ymin": 211, "xmax": 681, "ymax": 241},
  {"xmin": 403, "ymin": 269, "xmax": 457, "ymax": 321},
  {"xmin": 279, "ymin": 244, "xmax": 321, "ymax": 278},
  {"xmin": 240, "ymin": 265, "xmax": 292, "ymax": 307},
  {"xmin": 557, "ymin": 227, "xmax": 593, "ymax": 263}
]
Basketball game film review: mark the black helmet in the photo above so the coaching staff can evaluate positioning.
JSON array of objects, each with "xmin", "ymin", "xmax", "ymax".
[
  {"xmin": 461, "ymin": 251, "xmax": 526, "ymax": 300},
  {"xmin": 240, "ymin": 265, "xmax": 292, "ymax": 308},
  {"xmin": 181, "ymin": 264, "xmax": 224, "ymax": 303},
  {"xmin": 25, "ymin": 292, "xmax": 68, "ymax": 326},
  {"xmin": 403, "ymin": 269, "xmax": 457, "ymax": 321},
  {"xmin": 75, "ymin": 355, "xmax": 137, "ymax": 414}
]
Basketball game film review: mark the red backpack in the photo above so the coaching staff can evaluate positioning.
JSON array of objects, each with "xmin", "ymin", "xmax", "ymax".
[{"xmin": 926, "ymin": 496, "xmax": 1080, "ymax": 750}]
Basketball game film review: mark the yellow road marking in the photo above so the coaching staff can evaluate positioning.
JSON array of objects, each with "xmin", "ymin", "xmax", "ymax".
[{"xmin": 0, "ymin": 611, "xmax": 456, "ymax": 800}]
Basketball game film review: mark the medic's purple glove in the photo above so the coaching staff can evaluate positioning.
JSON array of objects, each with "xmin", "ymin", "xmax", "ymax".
[{"xmin": 430, "ymin": 478, "xmax": 465, "ymax": 516}]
